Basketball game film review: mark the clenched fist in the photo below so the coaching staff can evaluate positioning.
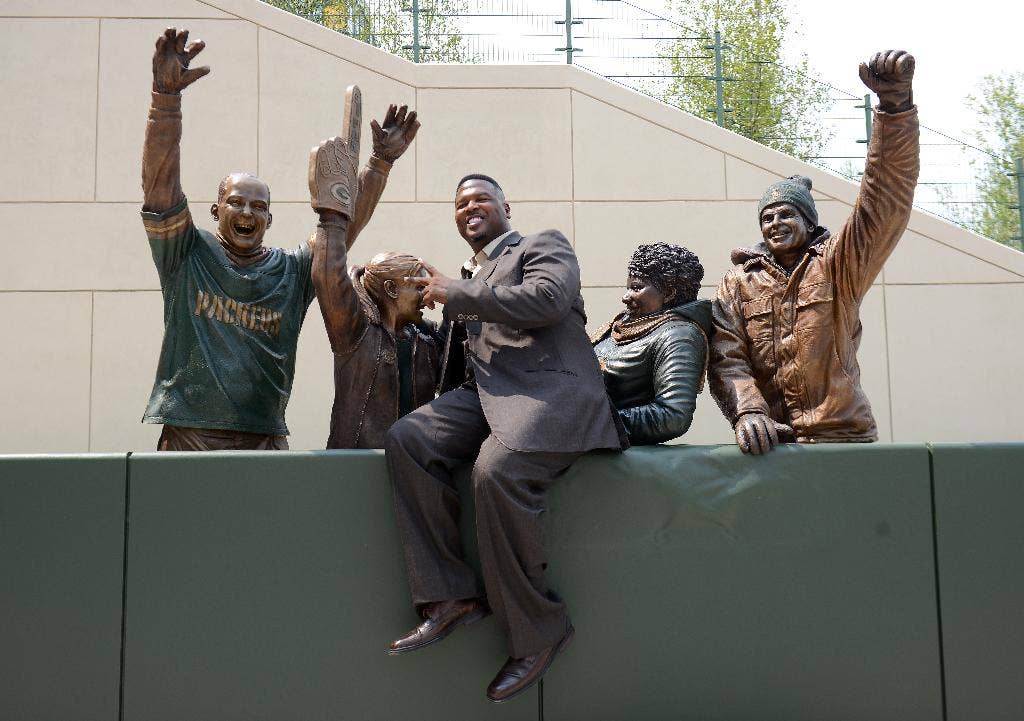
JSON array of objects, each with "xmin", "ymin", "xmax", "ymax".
[
  {"xmin": 859, "ymin": 50, "xmax": 914, "ymax": 114},
  {"xmin": 152, "ymin": 27, "xmax": 210, "ymax": 95}
]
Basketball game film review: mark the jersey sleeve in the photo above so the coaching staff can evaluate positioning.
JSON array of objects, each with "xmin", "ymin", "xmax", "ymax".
[
  {"xmin": 294, "ymin": 237, "xmax": 316, "ymax": 307},
  {"xmin": 141, "ymin": 197, "xmax": 198, "ymax": 283}
]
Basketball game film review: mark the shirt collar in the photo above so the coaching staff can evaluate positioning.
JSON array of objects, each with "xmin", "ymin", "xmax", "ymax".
[{"xmin": 466, "ymin": 230, "xmax": 515, "ymax": 276}]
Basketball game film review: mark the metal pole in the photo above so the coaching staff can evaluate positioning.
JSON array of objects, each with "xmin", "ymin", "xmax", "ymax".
[
  {"xmin": 1010, "ymin": 157, "xmax": 1024, "ymax": 249},
  {"xmin": 712, "ymin": 31, "xmax": 725, "ymax": 127},
  {"xmin": 411, "ymin": 0, "xmax": 421, "ymax": 63},
  {"xmin": 855, "ymin": 94, "xmax": 873, "ymax": 144},
  {"xmin": 555, "ymin": 1, "xmax": 582, "ymax": 64}
]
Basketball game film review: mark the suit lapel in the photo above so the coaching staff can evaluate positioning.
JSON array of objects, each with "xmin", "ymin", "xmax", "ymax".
[{"xmin": 478, "ymin": 231, "xmax": 522, "ymax": 283}]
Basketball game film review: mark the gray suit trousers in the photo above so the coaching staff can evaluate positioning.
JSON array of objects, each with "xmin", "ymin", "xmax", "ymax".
[{"xmin": 385, "ymin": 385, "xmax": 580, "ymax": 658}]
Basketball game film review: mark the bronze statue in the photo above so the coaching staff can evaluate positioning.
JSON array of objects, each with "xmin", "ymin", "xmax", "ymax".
[
  {"xmin": 140, "ymin": 28, "xmax": 403, "ymax": 450},
  {"xmin": 308, "ymin": 99, "xmax": 438, "ymax": 449},
  {"xmin": 385, "ymin": 174, "xmax": 627, "ymax": 703},
  {"xmin": 708, "ymin": 50, "xmax": 920, "ymax": 454},
  {"xmin": 591, "ymin": 243, "xmax": 711, "ymax": 445}
]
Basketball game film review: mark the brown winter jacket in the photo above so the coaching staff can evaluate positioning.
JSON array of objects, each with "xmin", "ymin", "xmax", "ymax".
[{"xmin": 708, "ymin": 107, "xmax": 919, "ymax": 442}]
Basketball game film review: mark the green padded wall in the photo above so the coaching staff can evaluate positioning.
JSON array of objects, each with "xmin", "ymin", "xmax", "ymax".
[
  {"xmin": 932, "ymin": 444, "xmax": 1024, "ymax": 721},
  {"xmin": 0, "ymin": 454, "xmax": 126, "ymax": 721},
  {"xmin": 542, "ymin": 444, "xmax": 942, "ymax": 721},
  {"xmin": 122, "ymin": 451, "xmax": 535, "ymax": 721}
]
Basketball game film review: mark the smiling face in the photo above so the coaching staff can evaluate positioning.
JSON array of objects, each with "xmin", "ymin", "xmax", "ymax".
[
  {"xmin": 454, "ymin": 179, "xmax": 512, "ymax": 252},
  {"xmin": 760, "ymin": 202, "xmax": 813, "ymax": 269},
  {"xmin": 211, "ymin": 174, "xmax": 272, "ymax": 255},
  {"xmin": 622, "ymin": 275, "xmax": 673, "ymax": 319}
]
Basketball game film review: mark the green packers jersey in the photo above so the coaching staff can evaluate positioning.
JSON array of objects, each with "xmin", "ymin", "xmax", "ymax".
[{"xmin": 141, "ymin": 198, "xmax": 315, "ymax": 435}]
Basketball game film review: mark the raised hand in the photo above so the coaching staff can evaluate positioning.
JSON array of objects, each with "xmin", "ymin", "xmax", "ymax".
[
  {"xmin": 859, "ymin": 49, "xmax": 914, "ymax": 113},
  {"xmin": 309, "ymin": 85, "xmax": 362, "ymax": 218},
  {"xmin": 734, "ymin": 413, "xmax": 793, "ymax": 455},
  {"xmin": 152, "ymin": 27, "xmax": 210, "ymax": 95},
  {"xmin": 371, "ymin": 104, "xmax": 420, "ymax": 163}
]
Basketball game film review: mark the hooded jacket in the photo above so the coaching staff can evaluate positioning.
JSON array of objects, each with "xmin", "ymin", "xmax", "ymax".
[
  {"xmin": 708, "ymin": 107, "xmax": 919, "ymax": 442},
  {"xmin": 592, "ymin": 298, "xmax": 712, "ymax": 445}
]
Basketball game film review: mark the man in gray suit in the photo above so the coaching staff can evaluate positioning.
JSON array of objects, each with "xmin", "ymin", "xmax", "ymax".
[{"xmin": 385, "ymin": 174, "xmax": 626, "ymax": 703}]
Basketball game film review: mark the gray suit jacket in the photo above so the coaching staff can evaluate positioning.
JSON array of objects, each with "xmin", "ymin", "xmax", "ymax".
[{"xmin": 445, "ymin": 229, "xmax": 626, "ymax": 453}]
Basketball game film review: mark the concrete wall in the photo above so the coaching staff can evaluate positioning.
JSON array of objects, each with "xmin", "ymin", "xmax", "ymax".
[{"xmin": 1, "ymin": 0, "xmax": 1023, "ymax": 452}]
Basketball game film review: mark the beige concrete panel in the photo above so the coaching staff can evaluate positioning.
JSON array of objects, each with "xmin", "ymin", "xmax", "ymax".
[
  {"xmin": 96, "ymin": 19, "xmax": 258, "ymax": 203},
  {"xmin": 857, "ymin": 287, "xmax": 892, "ymax": 442},
  {"xmin": 725, "ymin": 155, "xmax": 841, "ymax": 201},
  {"xmin": 0, "ymin": 203, "xmax": 164, "ymax": 291},
  {"xmin": 0, "ymin": 292, "xmax": 91, "ymax": 452},
  {"xmin": 90, "ymin": 291, "xmax": 164, "ymax": 451},
  {"xmin": 573, "ymin": 201, "xmax": 759, "ymax": 289},
  {"xmin": 906, "ymin": 211, "xmax": 1024, "ymax": 277},
  {"xmin": 267, "ymin": 201, "xmax": 574, "ymax": 278},
  {"xmin": 198, "ymin": 0, "xmax": 415, "ymax": 83},
  {"xmin": 887, "ymin": 283, "xmax": 1024, "ymax": 442},
  {"xmin": 284, "ymin": 301, "xmax": 334, "ymax": 450},
  {"xmin": 566, "ymin": 77, "xmax": 861, "ymax": 204},
  {"xmin": 416, "ymin": 89, "xmax": 573, "ymax": 202},
  {"xmin": 257, "ymin": 28, "xmax": 416, "ymax": 204},
  {"xmin": 885, "ymin": 230, "xmax": 1024, "ymax": 284},
  {"xmin": 414, "ymin": 63, "xmax": 577, "ymax": 89},
  {"xmin": 0, "ymin": 19, "xmax": 98, "ymax": 202},
  {"xmin": 572, "ymin": 93, "xmax": 726, "ymax": 201},
  {"xmin": 0, "ymin": 1, "xmax": 233, "ymax": 17}
]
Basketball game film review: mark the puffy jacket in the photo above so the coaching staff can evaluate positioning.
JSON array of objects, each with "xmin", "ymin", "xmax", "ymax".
[
  {"xmin": 592, "ymin": 299, "xmax": 712, "ymax": 445},
  {"xmin": 708, "ymin": 108, "xmax": 919, "ymax": 442}
]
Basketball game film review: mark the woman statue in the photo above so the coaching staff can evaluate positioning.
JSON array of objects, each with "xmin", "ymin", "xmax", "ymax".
[{"xmin": 591, "ymin": 243, "xmax": 712, "ymax": 445}]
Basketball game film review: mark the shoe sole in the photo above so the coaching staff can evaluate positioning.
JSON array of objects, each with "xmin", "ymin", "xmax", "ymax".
[
  {"xmin": 488, "ymin": 625, "xmax": 575, "ymax": 704},
  {"xmin": 386, "ymin": 606, "xmax": 490, "ymax": 656}
]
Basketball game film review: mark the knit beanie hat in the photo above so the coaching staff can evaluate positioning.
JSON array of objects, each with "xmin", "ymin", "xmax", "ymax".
[{"xmin": 757, "ymin": 175, "xmax": 818, "ymax": 228}]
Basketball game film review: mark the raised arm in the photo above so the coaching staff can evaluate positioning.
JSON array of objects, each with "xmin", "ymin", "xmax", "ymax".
[
  {"xmin": 142, "ymin": 27, "xmax": 209, "ymax": 213},
  {"xmin": 832, "ymin": 50, "xmax": 920, "ymax": 301},
  {"xmin": 346, "ymin": 104, "xmax": 420, "ymax": 249},
  {"xmin": 309, "ymin": 86, "xmax": 366, "ymax": 352}
]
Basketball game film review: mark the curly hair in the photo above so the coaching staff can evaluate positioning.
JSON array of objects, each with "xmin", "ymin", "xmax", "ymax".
[{"xmin": 626, "ymin": 243, "xmax": 704, "ymax": 304}]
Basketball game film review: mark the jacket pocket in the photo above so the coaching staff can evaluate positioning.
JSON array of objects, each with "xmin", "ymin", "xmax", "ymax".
[
  {"xmin": 741, "ymin": 295, "xmax": 775, "ymax": 369},
  {"xmin": 794, "ymin": 281, "xmax": 834, "ymax": 333},
  {"xmin": 741, "ymin": 295, "xmax": 773, "ymax": 339}
]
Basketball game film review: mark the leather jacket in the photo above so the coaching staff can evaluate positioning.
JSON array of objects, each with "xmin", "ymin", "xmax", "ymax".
[
  {"xmin": 708, "ymin": 108, "xmax": 920, "ymax": 442},
  {"xmin": 592, "ymin": 299, "xmax": 712, "ymax": 445},
  {"xmin": 326, "ymin": 266, "xmax": 442, "ymax": 449}
]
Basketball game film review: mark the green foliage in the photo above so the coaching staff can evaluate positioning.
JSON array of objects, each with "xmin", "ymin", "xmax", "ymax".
[
  {"xmin": 261, "ymin": 0, "xmax": 473, "ymax": 63},
  {"xmin": 661, "ymin": 0, "xmax": 832, "ymax": 161},
  {"xmin": 963, "ymin": 73, "xmax": 1024, "ymax": 247}
]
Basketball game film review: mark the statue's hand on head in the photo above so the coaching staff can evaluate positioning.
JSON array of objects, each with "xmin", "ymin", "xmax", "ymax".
[
  {"xmin": 859, "ymin": 50, "xmax": 914, "ymax": 114},
  {"xmin": 152, "ymin": 27, "xmax": 210, "ymax": 95},
  {"xmin": 371, "ymin": 104, "xmax": 420, "ymax": 164},
  {"xmin": 735, "ymin": 412, "xmax": 793, "ymax": 456}
]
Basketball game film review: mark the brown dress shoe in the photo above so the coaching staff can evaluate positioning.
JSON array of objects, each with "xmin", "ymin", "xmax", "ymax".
[
  {"xmin": 388, "ymin": 598, "xmax": 489, "ymax": 655},
  {"xmin": 486, "ymin": 624, "xmax": 575, "ymax": 703}
]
